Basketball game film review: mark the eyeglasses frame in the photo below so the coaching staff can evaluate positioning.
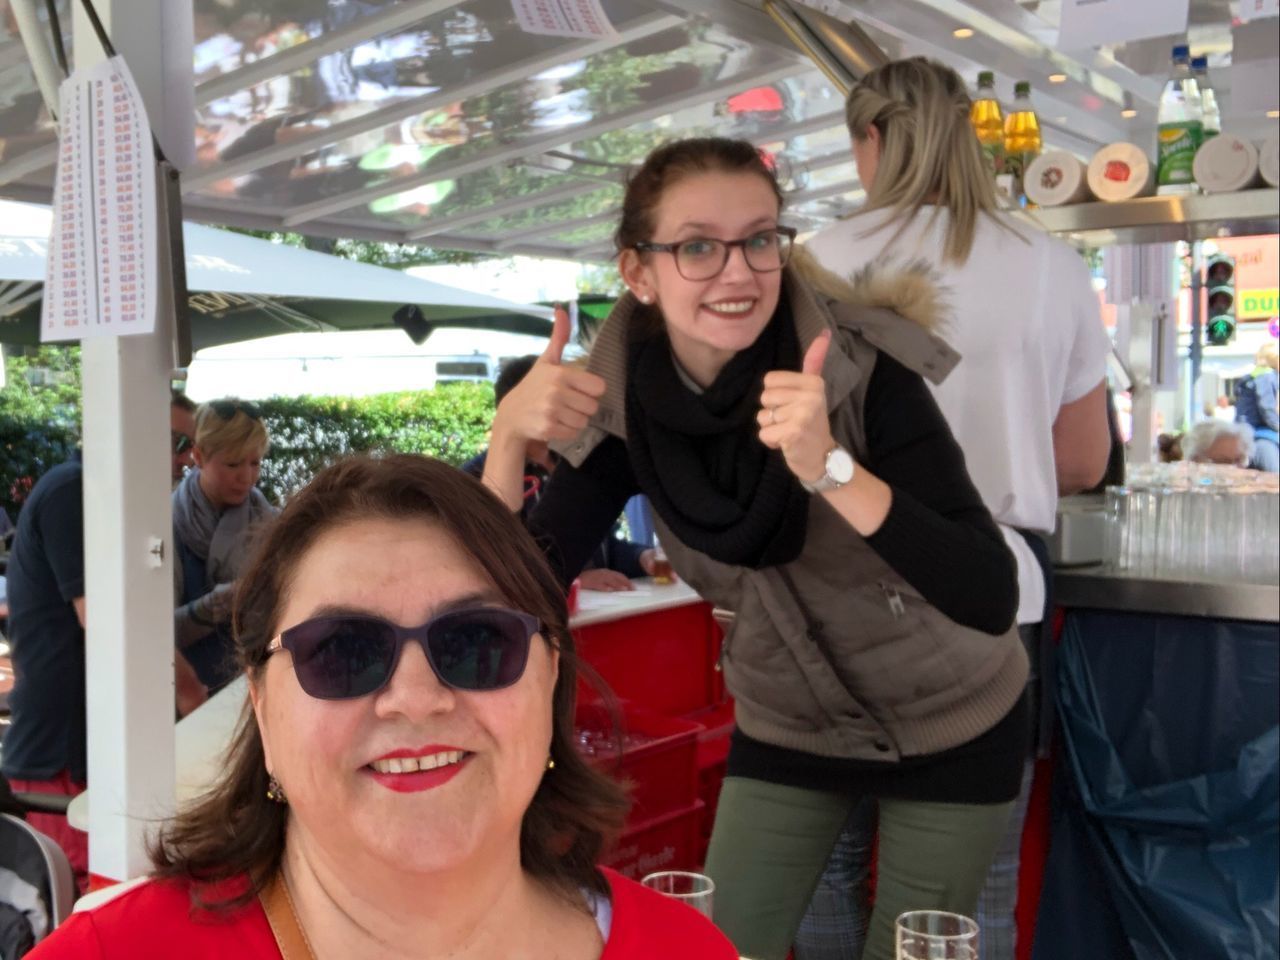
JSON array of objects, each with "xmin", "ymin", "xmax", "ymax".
[{"xmin": 632, "ymin": 226, "xmax": 798, "ymax": 281}]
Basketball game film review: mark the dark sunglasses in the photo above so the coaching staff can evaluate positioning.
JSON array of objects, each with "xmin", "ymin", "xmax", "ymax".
[
  {"xmin": 171, "ymin": 431, "xmax": 193, "ymax": 455},
  {"xmin": 209, "ymin": 399, "xmax": 262, "ymax": 421},
  {"xmin": 265, "ymin": 606, "xmax": 540, "ymax": 700}
]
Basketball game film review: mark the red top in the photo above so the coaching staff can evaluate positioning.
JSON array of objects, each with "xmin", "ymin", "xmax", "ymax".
[{"xmin": 30, "ymin": 867, "xmax": 738, "ymax": 959}]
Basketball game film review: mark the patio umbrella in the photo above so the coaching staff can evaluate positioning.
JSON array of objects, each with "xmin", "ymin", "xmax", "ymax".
[{"xmin": 0, "ymin": 201, "xmax": 552, "ymax": 351}]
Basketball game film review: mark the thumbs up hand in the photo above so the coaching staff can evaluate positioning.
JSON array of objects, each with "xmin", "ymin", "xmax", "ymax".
[
  {"xmin": 757, "ymin": 330, "xmax": 836, "ymax": 485},
  {"xmin": 494, "ymin": 303, "xmax": 607, "ymax": 444}
]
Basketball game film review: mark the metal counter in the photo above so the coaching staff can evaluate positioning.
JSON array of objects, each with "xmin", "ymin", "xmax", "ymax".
[{"xmin": 1054, "ymin": 565, "xmax": 1280, "ymax": 624}]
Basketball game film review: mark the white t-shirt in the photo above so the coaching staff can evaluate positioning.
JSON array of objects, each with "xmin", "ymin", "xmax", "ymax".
[{"xmin": 807, "ymin": 207, "xmax": 1110, "ymax": 623}]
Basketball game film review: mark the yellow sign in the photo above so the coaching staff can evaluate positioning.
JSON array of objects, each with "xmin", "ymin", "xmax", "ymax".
[{"xmin": 1239, "ymin": 287, "xmax": 1278, "ymax": 320}]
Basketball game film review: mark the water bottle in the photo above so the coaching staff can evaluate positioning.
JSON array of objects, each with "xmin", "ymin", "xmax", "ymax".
[
  {"xmin": 1156, "ymin": 44, "xmax": 1203, "ymax": 194},
  {"xmin": 1191, "ymin": 55, "xmax": 1220, "ymax": 140}
]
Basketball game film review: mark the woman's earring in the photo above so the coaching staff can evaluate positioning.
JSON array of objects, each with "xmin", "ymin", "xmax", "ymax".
[
  {"xmin": 546, "ymin": 756, "xmax": 556, "ymax": 771},
  {"xmin": 266, "ymin": 774, "xmax": 288, "ymax": 804}
]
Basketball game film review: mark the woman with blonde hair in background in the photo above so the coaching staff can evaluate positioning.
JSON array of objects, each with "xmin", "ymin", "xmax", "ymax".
[
  {"xmin": 804, "ymin": 57, "xmax": 1110, "ymax": 960},
  {"xmin": 173, "ymin": 398, "xmax": 277, "ymax": 694}
]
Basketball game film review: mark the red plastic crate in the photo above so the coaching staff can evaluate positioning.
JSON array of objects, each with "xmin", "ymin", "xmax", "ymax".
[
  {"xmin": 575, "ymin": 702, "xmax": 703, "ymax": 823},
  {"xmin": 602, "ymin": 800, "xmax": 706, "ymax": 881},
  {"xmin": 573, "ymin": 603, "xmax": 719, "ymax": 716}
]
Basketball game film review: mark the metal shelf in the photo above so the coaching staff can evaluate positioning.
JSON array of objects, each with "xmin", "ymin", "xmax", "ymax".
[{"xmin": 1028, "ymin": 189, "xmax": 1279, "ymax": 246}]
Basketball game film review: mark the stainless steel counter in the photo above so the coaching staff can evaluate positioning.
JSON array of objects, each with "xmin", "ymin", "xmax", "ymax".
[{"xmin": 1054, "ymin": 566, "xmax": 1280, "ymax": 623}]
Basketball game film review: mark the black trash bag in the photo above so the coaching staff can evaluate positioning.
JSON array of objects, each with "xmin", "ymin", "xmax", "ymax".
[{"xmin": 1034, "ymin": 610, "xmax": 1278, "ymax": 960}]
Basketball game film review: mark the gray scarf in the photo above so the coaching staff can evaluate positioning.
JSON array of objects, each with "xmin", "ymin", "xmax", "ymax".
[{"xmin": 172, "ymin": 471, "xmax": 275, "ymax": 588}]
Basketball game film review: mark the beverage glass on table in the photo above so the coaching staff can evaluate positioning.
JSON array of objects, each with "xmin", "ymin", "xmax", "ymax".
[
  {"xmin": 895, "ymin": 910, "xmax": 978, "ymax": 960},
  {"xmin": 640, "ymin": 870, "xmax": 714, "ymax": 918},
  {"xmin": 650, "ymin": 536, "xmax": 674, "ymax": 585}
]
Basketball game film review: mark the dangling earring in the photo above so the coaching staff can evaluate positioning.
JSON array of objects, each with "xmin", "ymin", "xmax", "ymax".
[
  {"xmin": 545, "ymin": 756, "xmax": 556, "ymax": 771},
  {"xmin": 266, "ymin": 773, "xmax": 288, "ymax": 804}
]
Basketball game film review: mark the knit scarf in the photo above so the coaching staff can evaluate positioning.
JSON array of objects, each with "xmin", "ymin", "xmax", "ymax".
[
  {"xmin": 624, "ymin": 299, "xmax": 809, "ymax": 569},
  {"xmin": 172, "ymin": 471, "xmax": 275, "ymax": 588}
]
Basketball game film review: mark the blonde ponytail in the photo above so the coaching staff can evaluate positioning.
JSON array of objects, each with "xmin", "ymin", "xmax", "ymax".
[{"xmin": 844, "ymin": 57, "xmax": 1022, "ymax": 264}]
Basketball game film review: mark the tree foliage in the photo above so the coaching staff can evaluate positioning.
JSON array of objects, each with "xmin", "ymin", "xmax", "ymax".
[{"xmin": 0, "ymin": 343, "xmax": 495, "ymax": 518}]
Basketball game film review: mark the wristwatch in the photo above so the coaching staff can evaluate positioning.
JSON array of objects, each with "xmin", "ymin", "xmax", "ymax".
[{"xmin": 801, "ymin": 444, "xmax": 856, "ymax": 494}]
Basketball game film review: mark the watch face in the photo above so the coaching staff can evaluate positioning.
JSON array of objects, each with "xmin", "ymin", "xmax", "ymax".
[{"xmin": 827, "ymin": 447, "xmax": 855, "ymax": 484}]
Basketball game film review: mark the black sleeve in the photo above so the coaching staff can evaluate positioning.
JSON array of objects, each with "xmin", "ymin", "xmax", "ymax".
[
  {"xmin": 41, "ymin": 474, "xmax": 86, "ymax": 602},
  {"xmin": 601, "ymin": 534, "xmax": 649, "ymax": 579},
  {"xmin": 527, "ymin": 436, "xmax": 641, "ymax": 588},
  {"xmin": 859, "ymin": 353, "xmax": 1018, "ymax": 634}
]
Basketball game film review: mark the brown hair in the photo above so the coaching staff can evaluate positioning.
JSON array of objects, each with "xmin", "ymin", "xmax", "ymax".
[
  {"xmin": 844, "ymin": 57, "xmax": 1022, "ymax": 263},
  {"xmin": 170, "ymin": 389, "xmax": 197, "ymax": 414},
  {"xmin": 150, "ymin": 454, "xmax": 628, "ymax": 909},
  {"xmin": 614, "ymin": 136, "xmax": 784, "ymax": 252}
]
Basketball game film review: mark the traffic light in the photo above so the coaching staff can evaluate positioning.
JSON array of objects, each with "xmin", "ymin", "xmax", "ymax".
[{"xmin": 1204, "ymin": 254, "xmax": 1235, "ymax": 346}]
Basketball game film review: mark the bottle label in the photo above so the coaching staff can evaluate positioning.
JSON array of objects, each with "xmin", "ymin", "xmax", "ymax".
[
  {"xmin": 981, "ymin": 141, "xmax": 1006, "ymax": 177},
  {"xmin": 1157, "ymin": 121, "xmax": 1203, "ymax": 185}
]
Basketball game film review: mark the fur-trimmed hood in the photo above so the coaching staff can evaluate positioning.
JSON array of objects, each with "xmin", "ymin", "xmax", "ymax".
[
  {"xmin": 555, "ymin": 248, "xmax": 961, "ymax": 464},
  {"xmin": 790, "ymin": 243, "xmax": 950, "ymax": 336}
]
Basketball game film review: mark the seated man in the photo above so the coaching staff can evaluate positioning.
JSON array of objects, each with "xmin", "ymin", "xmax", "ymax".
[
  {"xmin": 2, "ymin": 393, "xmax": 206, "ymax": 892},
  {"xmin": 463, "ymin": 354, "xmax": 657, "ymax": 591},
  {"xmin": 1182, "ymin": 420, "xmax": 1254, "ymax": 467}
]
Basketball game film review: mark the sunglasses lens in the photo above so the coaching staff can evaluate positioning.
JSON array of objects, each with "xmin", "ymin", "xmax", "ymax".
[
  {"xmin": 286, "ymin": 617, "xmax": 397, "ymax": 700},
  {"xmin": 426, "ymin": 609, "xmax": 533, "ymax": 691}
]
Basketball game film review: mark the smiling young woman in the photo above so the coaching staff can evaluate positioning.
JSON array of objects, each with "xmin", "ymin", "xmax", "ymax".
[{"xmin": 481, "ymin": 137, "xmax": 1027, "ymax": 960}]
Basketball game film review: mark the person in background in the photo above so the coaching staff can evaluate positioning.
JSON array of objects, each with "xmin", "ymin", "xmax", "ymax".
[
  {"xmin": 803, "ymin": 56, "xmax": 1111, "ymax": 960},
  {"xmin": 463, "ymin": 352, "xmax": 660, "ymax": 592},
  {"xmin": 1235, "ymin": 342, "xmax": 1278, "ymax": 472},
  {"xmin": 1157, "ymin": 433, "xmax": 1184, "ymax": 463},
  {"xmin": 2, "ymin": 394, "xmax": 208, "ymax": 894},
  {"xmin": 484, "ymin": 136, "xmax": 1025, "ymax": 960},
  {"xmin": 171, "ymin": 390, "xmax": 198, "ymax": 486},
  {"xmin": 1183, "ymin": 420, "xmax": 1254, "ymax": 467},
  {"xmin": 31, "ymin": 454, "xmax": 738, "ymax": 960},
  {"xmin": 173, "ymin": 398, "xmax": 276, "ymax": 694}
]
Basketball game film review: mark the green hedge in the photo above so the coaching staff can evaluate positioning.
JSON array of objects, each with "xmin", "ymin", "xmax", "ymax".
[
  {"xmin": 254, "ymin": 386, "xmax": 494, "ymax": 504},
  {"xmin": 0, "ymin": 354, "xmax": 495, "ymax": 519}
]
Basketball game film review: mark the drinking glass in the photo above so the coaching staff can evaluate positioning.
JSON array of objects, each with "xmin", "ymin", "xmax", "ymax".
[
  {"xmin": 895, "ymin": 910, "xmax": 978, "ymax": 960},
  {"xmin": 641, "ymin": 870, "xmax": 714, "ymax": 918}
]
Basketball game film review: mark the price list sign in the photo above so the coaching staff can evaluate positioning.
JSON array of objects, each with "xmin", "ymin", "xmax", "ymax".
[
  {"xmin": 42, "ymin": 56, "xmax": 157, "ymax": 342},
  {"xmin": 511, "ymin": 0, "xmax": 617, "ymax": 39}
]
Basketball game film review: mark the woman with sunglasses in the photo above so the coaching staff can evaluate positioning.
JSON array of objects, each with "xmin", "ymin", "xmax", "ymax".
[
  {"xmin": 32, "ymin": 455, "xmax": 737, "ymax": 959},
  {"xmin": 173, "ymin": 398, "xmax": 276, "ymax": 694},
  {"xmin": 482, "ymin": 137, "xmax": 1027, "ymax": 960}
]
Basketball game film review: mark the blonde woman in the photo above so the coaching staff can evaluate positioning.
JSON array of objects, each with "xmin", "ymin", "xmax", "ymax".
[
  {"xmin": 173, "ymin": 399, "xmax": 277, "ymax": 693},
  {"xmin": 805, "ymin": 58, "xmax": 1111, "ymax": 960}
]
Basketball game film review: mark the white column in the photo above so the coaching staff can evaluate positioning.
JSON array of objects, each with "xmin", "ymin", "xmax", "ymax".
[{"xmin": 76, "ymin": 0, "xmax": 194, "ymax": 882}]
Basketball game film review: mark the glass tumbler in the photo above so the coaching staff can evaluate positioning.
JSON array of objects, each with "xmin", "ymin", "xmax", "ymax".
[{"xmin": 896, "ymin": 910, "xmax": 979, "ymax": 959}]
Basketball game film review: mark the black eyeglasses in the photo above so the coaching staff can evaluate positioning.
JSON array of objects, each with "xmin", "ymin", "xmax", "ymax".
[
  {"xmin": 634, "ymin": 226, "xmax": 797, "ymax": 281},
  {"xmin": 209, "ymin": 399, "xmax": 262, "ymax": 421},
  {"xmin": 171, "ymin": 431, "xmax": 193, "ymax": 455},
  {"xmin": 265, "ymin": 606, "xmax": 540, "ymax": 700}
]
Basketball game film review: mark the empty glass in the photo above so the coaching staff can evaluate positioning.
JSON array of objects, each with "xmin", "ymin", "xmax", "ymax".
[
  {"xmin": 641, "ymin": 870, "xmax": 714, "ymax": 918},
  {"xmin": 896, "ymin": 910, "xmax": 978, "ymax": 959},
  {"xmin": 1101, "ymin": 464, "xmax": 1278, "ymax": 584}
]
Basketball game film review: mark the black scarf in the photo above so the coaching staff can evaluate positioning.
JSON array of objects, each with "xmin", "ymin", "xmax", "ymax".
[{"xmin": 624, "ymin": 299, "xmax": 810, "ymax": 569}]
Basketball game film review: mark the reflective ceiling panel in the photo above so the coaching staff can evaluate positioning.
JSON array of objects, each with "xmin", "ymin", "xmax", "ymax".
[
  {"xmin": 2, "ymin": 0, "xmax": 1272, "ymax": 257},
  {"xmin": 0, "ymin": 0, "xmax": 71, "ymax": 171},
  {"xmin": 193, "ymin": 0, "xmax": 404, "ymax": 86}
]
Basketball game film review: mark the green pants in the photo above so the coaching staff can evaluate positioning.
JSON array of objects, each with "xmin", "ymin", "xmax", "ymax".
[{"xmin": 704, "ymin": 777, "xmax": 1014, "ymax": 960}]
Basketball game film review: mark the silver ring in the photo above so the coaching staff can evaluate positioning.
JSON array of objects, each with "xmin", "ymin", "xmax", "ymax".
[{"xmin": 768, "ymin": 406, "xmax": 778, "ymax": 425}]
